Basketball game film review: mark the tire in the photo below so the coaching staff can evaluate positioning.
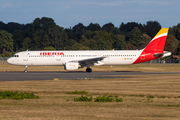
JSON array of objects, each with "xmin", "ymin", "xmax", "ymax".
[{"xmin": 86, "ymin": 68, "xmax": 92, "ymax": 72}]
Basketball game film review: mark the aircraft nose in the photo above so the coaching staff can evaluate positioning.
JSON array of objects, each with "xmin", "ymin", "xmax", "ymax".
[{"xmin": 7, "ymin": 58, "xmax": 13, "ymax": 64}]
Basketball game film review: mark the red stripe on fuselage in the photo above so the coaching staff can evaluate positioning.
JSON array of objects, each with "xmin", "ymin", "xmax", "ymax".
[{"xmin": 133, "ymin": 51, "xmax": 163, "ymax": 64}]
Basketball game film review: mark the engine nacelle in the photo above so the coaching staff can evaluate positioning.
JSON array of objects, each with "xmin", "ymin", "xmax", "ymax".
[{"xmin": 64, "ymin": 62, "xmax": 79, "ymax": 71}]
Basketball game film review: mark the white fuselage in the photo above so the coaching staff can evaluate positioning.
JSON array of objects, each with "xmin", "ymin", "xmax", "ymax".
[{"xmin": 7, "ymin": 50, "xmax": 142, "ymax": 66}]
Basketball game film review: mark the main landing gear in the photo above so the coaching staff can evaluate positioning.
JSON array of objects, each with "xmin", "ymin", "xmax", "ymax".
[{"xmin": 86, "ymin": 67, "xmax": 92, "ymax": 73}]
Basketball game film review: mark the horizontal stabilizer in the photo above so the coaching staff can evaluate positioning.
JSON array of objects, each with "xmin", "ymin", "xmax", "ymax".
[
  {"xmin": 161, "ymin": 51, "xmax": 172, "ymax": 58},
  {"xmin": 153, "ymin": 51, "xmax": 171, "ymax": 58}
]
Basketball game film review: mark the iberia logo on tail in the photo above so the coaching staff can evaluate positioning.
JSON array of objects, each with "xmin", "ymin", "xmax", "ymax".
[{"xmin": 133, "ymin": 28, "xmax": 169, "ymax": 64}]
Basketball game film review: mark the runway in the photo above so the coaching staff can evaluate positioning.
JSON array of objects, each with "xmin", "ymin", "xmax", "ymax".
[{"xmin": 0, "ymin": 71, "xmax": 180, "ymax": 81}]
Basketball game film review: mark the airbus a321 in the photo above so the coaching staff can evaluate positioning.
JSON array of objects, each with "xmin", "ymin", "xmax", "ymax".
[{"xmin": 7, "ymin": 28, "xmax": 171, "ymax": 72}]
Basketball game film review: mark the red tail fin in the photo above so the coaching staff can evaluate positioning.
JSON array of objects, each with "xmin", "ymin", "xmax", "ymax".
[
  {"xmin": 143, "ymin": 28, "xmax": 169, "ymax": 52},
  {"xmin": 133, "ymin": 28, "xmax": 169, "ymax": 64}
]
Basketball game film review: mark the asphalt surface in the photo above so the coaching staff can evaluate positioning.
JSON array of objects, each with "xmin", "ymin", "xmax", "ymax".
[{"xmin": 0, "ymin": 71, "xmax": 180, "ymax": 81}]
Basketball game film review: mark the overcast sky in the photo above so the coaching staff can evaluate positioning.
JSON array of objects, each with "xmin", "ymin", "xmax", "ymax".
[{"xmin": 0, "ymin": 0, "xmax": 179, "ymax": 28}]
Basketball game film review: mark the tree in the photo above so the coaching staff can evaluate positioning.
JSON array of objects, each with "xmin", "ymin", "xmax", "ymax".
[
  {"xmin": 113, "ymin": 35, "xmax": 126, "ymax": 50},
  {"xmin": 22, "ymin": 37, "xmax": 32, "ymax": 50},
  {"xmin": 71, "ymin": 43, "xmax": 90, "ymax": 50},
  {"xmin": 31, "ymin": 17, "xmax": 56, "ymax": 31},
  {"xmin": 48, "ymin": 26, "xmax": 69, "ymax": 50},
  {"xmin": 138, "ymin": 34, "xmax": 151, "ymax": 50},
  {"xmin": 102, "ymin": 22, "xmax": 114, "ymax": 33},
  {"xmin": 125, "ymin": 41, "xmax": 136, "ymax": 50},
  {"xmin": 67, "ymin": 39, "xmax": 77, "ymax": 50},
  {"xmin": 0, "ymin": 21, "xmax": 6, "ymax": 31},
  {"xmin": 93, "ymin": 30, "xmax": 114, "ymax": 50},
  {"xmin": 65, "ymin": 28, "xmax": 74, "ymax": 40},
  {"xmin": 33, "ymin": 30, "xmax": 46, "ymax": 49},
  {"xmin": 44, "ymin": 46, "xmax": 56, "ymax": 50},
  {"xmin": 84, "ymin": 30, "xmax": 94, "ymax": 39},
  {"xmin": 164, "ymin": 34, "xmax": 179, "ymax": 55},
  {"xmin": 0, "ymin": 30, "xmax": 14, "ymax": 52},
  {"xmin": 120, "ymin": 22, "xmax": 142, "ymax": 35},
  {"xmin": 168, "ymin": 26, "xmax": 176, "ymax": 36},
  {"xmin": 42, "ymin": 34, "xmax": 50, "ymax": 47},
  {"xmin": 86, "ymin": 39, "xmax": 97, "ymax": 50},
  {"xmin": 96, "ymin": 38, "xmax": 109, "ymax": 50},
  {"xmin": 0, "ymin": 51, "xmax": 13, "ymax": 57},
  {"xmin": 110, "ymin": 27, "xmax": 122, "ymax": 35},
  {"xmin": 6, "ymin": 22, "xmax": 28, "ymax": 33},
  {"xmin": 174, "ymin": 23, "xmax": 180, "ymax": 40},
  {"xmin": 144, "ymin": 21, "xmax": 161, "ymax": 38},
  {"xmin": 27, "ymin": 17, "xmax": 56, "ymax": 40},
  {"xmin": 80, "ymin": 35, "xmax": 97, "ymax": 50},
  {"xmin": 72, "ymin": 23, "xmax": 86, "ymax": 41},
  {"xmin": 13, "ymin": 30, "xmax": 26, "ymax": 50},
  {"xmin": 129, "ymin": 27, "xmax": 141, "ymax": 47},
  {"xmin": 87, "ymin": 23, "xmax": 101, "ymax": 31}
]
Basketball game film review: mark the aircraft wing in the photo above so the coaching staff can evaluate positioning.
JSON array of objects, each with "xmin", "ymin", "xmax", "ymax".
[
  {"xmin": 70, "ymin": 56, "xmax": 106, "ymax": 62},
  {"xmin": 69, "ymin": 56, "xmax": 106, "ymax": 66},
  {"xmin": 77, "ymin": 56, "xmax": 106, "ymax": 62}
]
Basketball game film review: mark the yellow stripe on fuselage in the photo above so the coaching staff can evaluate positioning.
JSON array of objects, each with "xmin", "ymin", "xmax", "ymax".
[{"xmin": 154, "ymin": 28, "xmax": 169, "ymax": 38}]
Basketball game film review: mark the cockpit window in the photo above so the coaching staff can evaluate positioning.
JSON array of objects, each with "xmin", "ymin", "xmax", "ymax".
[{"xmin": 13, "ymin": 55, "xmax": 19, "ymax": 57}]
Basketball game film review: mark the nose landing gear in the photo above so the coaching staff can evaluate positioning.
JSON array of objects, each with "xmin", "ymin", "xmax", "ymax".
[{"xmin": 24, "ymin": 66, "xmax": 28, "ymax": 72}]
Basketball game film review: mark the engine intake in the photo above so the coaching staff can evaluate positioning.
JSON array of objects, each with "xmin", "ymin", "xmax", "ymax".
[{"xmin": 64, "ymin": 62, "xmax": 79, "ymax": 71}]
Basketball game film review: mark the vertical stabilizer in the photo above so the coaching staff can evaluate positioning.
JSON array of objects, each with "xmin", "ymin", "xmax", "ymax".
[
  {"xmin": 133, "ymin": 28, "xmax": 169, "ymax": 64},
  {"xmin": 143, "ymin": 28, "xmax": 169, "ymax": 52}
]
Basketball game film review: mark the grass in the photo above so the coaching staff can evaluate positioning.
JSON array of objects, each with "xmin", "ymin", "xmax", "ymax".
[
  {"xmin": 67, "ymin": 91, "xmax": 123, "ymax": 102},
  {"xmin": 93, "ymin": 95, "xmax": 123, "ymax": 102},
  {"xmin": 0, "ymin": 63, "xmax": 180, "ymax": 119},
  {"xmin": 74, "ymin": 95, "xmax": 93, "ymax": 102},
  {"xmin": 0, "ymin": 91, "xmax": 39, "ymax": 100}
]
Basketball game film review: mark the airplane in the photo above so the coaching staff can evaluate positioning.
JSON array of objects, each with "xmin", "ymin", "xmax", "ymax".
[{"xmin": 7, "ymin": 28, "xmax": 171, "ymax": 72}]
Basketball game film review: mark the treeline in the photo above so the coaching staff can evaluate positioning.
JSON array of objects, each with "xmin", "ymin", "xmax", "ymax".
[{"xmin": 0, "ymin": 17, "xmax": 180, "ymax": 57}]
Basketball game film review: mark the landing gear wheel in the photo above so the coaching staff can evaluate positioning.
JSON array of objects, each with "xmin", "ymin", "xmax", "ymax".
[
  {"xmin": 86, "ymin": 68, "xmax": 92, "ymax": 73},
  {"xmin": 24, "ymin": 66, "xmax": 28, "ymax": 72}
]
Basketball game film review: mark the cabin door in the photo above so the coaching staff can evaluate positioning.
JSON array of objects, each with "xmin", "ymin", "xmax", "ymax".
[
  {"xmin": 56, "ymin": 55, "xmax": 61, "ymax": 61},
  {"xmin": 23, "ymin": 53, "xmax": 28, "ymax": 61}
]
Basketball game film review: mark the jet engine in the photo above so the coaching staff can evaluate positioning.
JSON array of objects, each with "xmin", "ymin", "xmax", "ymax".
[{"xmin": 64, "ymin": 62, "xmax": 79, "ymax": 70}]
